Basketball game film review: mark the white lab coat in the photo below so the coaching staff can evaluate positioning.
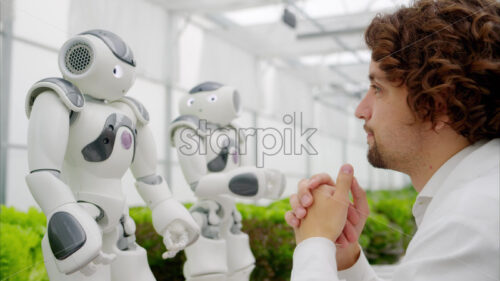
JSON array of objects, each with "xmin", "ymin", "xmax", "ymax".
[{"xmin": 291, "ymin": 139, "xmax": 500, "ymax": 281}]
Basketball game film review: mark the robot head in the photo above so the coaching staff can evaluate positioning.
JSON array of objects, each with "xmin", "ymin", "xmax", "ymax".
[
  {"xmin": 179, "ymin": 82, "xmax": 241, "ymax": 126},
  {"xmin": 58, "ymin": 29, "xmax": 136, "ymax": 101}
]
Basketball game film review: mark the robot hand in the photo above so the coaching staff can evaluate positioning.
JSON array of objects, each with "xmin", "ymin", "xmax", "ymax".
[
  {"xmin": 149, "ymin": 198, "xmax": 200, "ymax": 259},
  {"xmin": 47, "ymin": 203, "xmax": 116, "ymax": 275},
  {"xmin": 263, "ymin": 169, "xmax": 286, "ymax": 199},
  {"xmin": 161, "ymin": 220, "xmax": 191, "ymax": 259}
]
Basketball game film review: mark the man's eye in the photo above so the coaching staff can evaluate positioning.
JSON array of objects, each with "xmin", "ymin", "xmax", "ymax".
[{"xmin": 371, "ymin": 85, "xmax": 381, "ymax": 94}]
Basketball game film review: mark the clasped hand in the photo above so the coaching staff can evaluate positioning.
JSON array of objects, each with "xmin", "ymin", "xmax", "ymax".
[
  {"xmin": 289, "ymin": 164, "xmax": 355, "ymax": 244},
  {"xmin": 286, "ymin": 164, "xmax": 369, "ymax": 249}
]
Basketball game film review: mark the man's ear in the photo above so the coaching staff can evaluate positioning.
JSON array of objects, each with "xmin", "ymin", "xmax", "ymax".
[
  {"xmin": 434, "ymin": 114, "xmax": 450, "ymax": 131},
  {"xmin": 433, "ymin": 96, "xmax": 450, "ymax": 131}
]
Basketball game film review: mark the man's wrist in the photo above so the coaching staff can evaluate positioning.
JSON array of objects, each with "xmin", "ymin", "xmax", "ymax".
[
  {"xmin": 336, "ymin": 243, "xmax": 361, "ymax": 271},
  {"xmin": 296, "ymin": 231, "xmax": 336, "ymax": 245}
]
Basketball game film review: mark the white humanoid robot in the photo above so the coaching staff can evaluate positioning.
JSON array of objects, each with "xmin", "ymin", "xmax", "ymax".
[
  {"xmin": 169, "ymin": 82, "xmax": 286, "ymax": 281},
  {"xmin": 25, "ymin": 29, "xmax": 199, "ymax": 281}
]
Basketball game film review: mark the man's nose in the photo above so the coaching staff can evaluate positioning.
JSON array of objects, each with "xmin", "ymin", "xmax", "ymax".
[{"xmin": 355, "ymin": 92, "xmax": 372, "ymax": 120}]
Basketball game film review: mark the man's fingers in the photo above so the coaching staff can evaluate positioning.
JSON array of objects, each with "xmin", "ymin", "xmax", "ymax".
[
  {"xmin": 313, "ymin": 184, "xmax": 335, "ymax": 196},
  {"xmin": 297, "ymin": 178, "xmax": 309, "ymax": 189},
  {"xmin": 297, "ymin": 173, "xmax": 338, "ymax": 208},
  {"xmin": 335, "ymin": 233, "xmax": 349, "ymax": 248},
  {"xmin": 309, "ymin": 173, "xmax": 335, "ymax": 188},
  {"xmin": 332, "ymin": 164, "xmax": 354, "ymax": 205},
  {"xmin": 289, "ymin": 194, "xmax": 307, "ymax": 219},
  {"xmin": 297, "ymin": 178, "xmax": 314, "ymax": 207},
  {"xmin": 285, "ymin": 211, "xmax": 300, "ymax": 228},
  {"xmin": 347, "ymin": 204, "xmax": 360, "ymax": 225},
  {"xmin": 343, "ymin": 220, "xmax": 358, "ymax": 243},
  {"xmin": 351, "ymin": 177, "xmax": 369, "ymax": 218}
]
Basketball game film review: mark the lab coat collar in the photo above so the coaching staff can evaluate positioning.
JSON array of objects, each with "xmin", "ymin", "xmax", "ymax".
[{"xmin": 412, "ymin": 139, "xmax": 494, "ymax": 226}]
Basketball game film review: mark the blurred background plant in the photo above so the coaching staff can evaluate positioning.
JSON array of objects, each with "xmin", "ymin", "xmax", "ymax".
[{"xmin": 0, "ymin": 186, "xmax": 416, "ymax": 281}]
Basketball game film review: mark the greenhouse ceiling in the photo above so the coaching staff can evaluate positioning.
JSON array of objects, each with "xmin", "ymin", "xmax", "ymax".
[{"xmin": 147, "ymin": 0, "xmax": 411, "ymax": 108}]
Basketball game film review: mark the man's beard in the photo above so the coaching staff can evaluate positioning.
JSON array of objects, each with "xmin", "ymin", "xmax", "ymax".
[{"xmin": 367, "ymin": 141, "xmax": 388, "ymax": 169}]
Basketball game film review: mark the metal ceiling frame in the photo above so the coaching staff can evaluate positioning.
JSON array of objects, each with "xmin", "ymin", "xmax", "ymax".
[
  {"xmin": 279, "ymin": 1, "xmax": 369, "ymax": 106},
  {"xmin": 285, "ymin": 0, "xmax": 366, "ymax": 63}
]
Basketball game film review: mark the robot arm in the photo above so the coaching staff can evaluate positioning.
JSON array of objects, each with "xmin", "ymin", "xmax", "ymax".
[
  {"xmin": 27, "ymin": 91, "xmax": 74, "ymax": 213},
  {"xmin": 171, "ymin": 125, "xmax": 209, "ymax": 188},
  {"xmin": 26, "ymin": 90, "xmax": 111, "ymax": 275},
  {"xmin": 131, "ymin": 123, "xmax": 200, "ymax": 258},
  {"xmin": 232, "ymin": 121, "xmax": 254, "ymax": 167},
  {"xmin": 195, "ymin": 166, "xmax": 285, "ymax": 200},
  {"xmin": 172, "ymin": 127, "xmax": 286, "ymax": 201}
]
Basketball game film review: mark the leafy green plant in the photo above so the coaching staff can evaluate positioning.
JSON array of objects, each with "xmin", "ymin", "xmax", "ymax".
[
  {"xmin": 0, "ymin": 186, "xmax": 417, "ymax": 280},
  {"xmin": 364, "ymin": 186, "xmax": 417, "ymax": 263},
  {"xmin": 0, "ymin": 206, "xmax": 48, "ymax": 281}
]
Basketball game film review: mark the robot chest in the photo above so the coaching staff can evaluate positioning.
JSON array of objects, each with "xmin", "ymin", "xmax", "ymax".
[{"xmin": 67, "ymin": 108, "xmax": 136, "ymax": 166}]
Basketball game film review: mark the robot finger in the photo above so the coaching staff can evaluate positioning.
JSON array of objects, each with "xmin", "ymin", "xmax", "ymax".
[
  {"xmin": 162, "ymin": 249, "xmax": 179, "ymax": 259},
  {"xmin": 163, "ymin": 234, "xmax": 187, "ymax": 257},
  {"xmin": 167, "ymin": 235, "xmax": 188, "ymax": 251},
  {"xmin": 176, "ymin": 232, "xmax": 189, "ymax": 248},
  {"xmin": 79, "ymin": 261, "xmax": 98, "ymax": 276},
  {"xmin": 94, "ymin": 251, "xmax": 116, "ymax": 265},
  {"xmin": 207, "ymin": 211, "xmax": 221, "ymax": 225},
  {"xmin": 163, "ymin": 230, "xmax": 174, "ymax": 249}
]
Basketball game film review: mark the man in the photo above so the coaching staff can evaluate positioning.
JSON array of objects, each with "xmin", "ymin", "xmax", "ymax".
[{"xmin": 285, "ymin": 0, "xmax": 500, "ymax": 280}]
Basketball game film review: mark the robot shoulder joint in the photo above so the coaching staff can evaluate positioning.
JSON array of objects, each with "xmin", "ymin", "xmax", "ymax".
[
  {"xmin": 116, "ymin": 96, "xmax": 150, "ymax": 125},
  {"xmin": 25, "ymin": 78, "xmax": 84, "ymax": 118}
]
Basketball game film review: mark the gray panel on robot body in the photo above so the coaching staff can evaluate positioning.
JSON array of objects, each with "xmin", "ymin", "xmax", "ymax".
[
  {"xmin": 63, "ymin": 99, "xmax": 137, "ymax": 179},
  {"xmin": 25, "ymin": 77, "xmax": 85, "ymax": 118},
  {"xmin": 81, "ymin": 113, "xmax": 136, "ymax": 162},
  {"xmin": 170, "ymin": 115, "xmax": 242, "ymax": 174},
  {"xmin": 80, "ymin": 29, "xmax": 136, "ymax": 67},
  {"xmin": 48, "ymin": 212, "xmax": 87, "ymax": 260},
  {"xmin": 204, "ymin": 124, "xmax": 241, "ymax": 173}
]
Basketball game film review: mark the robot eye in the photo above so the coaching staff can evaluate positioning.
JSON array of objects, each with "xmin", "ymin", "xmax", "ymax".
[
  {"xmin": 113, "ymin": 65, "xmax": 123, "ymax": 78},
  {"xmin": 207, "ymin": 94, "xmax": 218, "ymax": 103},
  {"xmin": 187, "ymin": 98, "xmax": 195, "ymax": 107}
]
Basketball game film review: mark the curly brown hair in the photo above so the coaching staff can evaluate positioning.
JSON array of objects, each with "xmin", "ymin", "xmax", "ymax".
[{"xmin": 365, "ymin": 0, "xmax": 500, "ymax": 143}]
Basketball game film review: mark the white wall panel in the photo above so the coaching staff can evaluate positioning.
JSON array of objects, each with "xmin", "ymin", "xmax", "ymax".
[
  {"xmin": 315, "ymin": 104, "xmax": 350, "ymax": 138},
  {"xmin": 272, "ymin": 70, "xmax": 314, "ymax": 126},
  {"xmin": 127, "ymin": 78, "xmax": 167, "ymax": 160},
  {"xmin": 256, "ymin": 116, "xmax": 308, "ymax": 176},
  {"xmin": 68, "ymin": 0, "xmax": 169, "ymax": 82},
  {"xmin": 5, "ymin": 149, "xmax": 34, "ymax": 211},
  {"xmin": 8, "ymin": 40, "xmax": 59, "ymax": 145},
  {"xmin": 197, "ymin": 33, "xmax": 262, "ymax": 111},
  {"xmin": 309, "ymin": 134, "xmax": 343, "ymax": 179},
  {"xmin": 12, "ymin": 0, "xmax": 70, "ymax": 48},
  {"xmin": 178, "ymin": 23, "xmax": 205, "ymax": 90}
]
